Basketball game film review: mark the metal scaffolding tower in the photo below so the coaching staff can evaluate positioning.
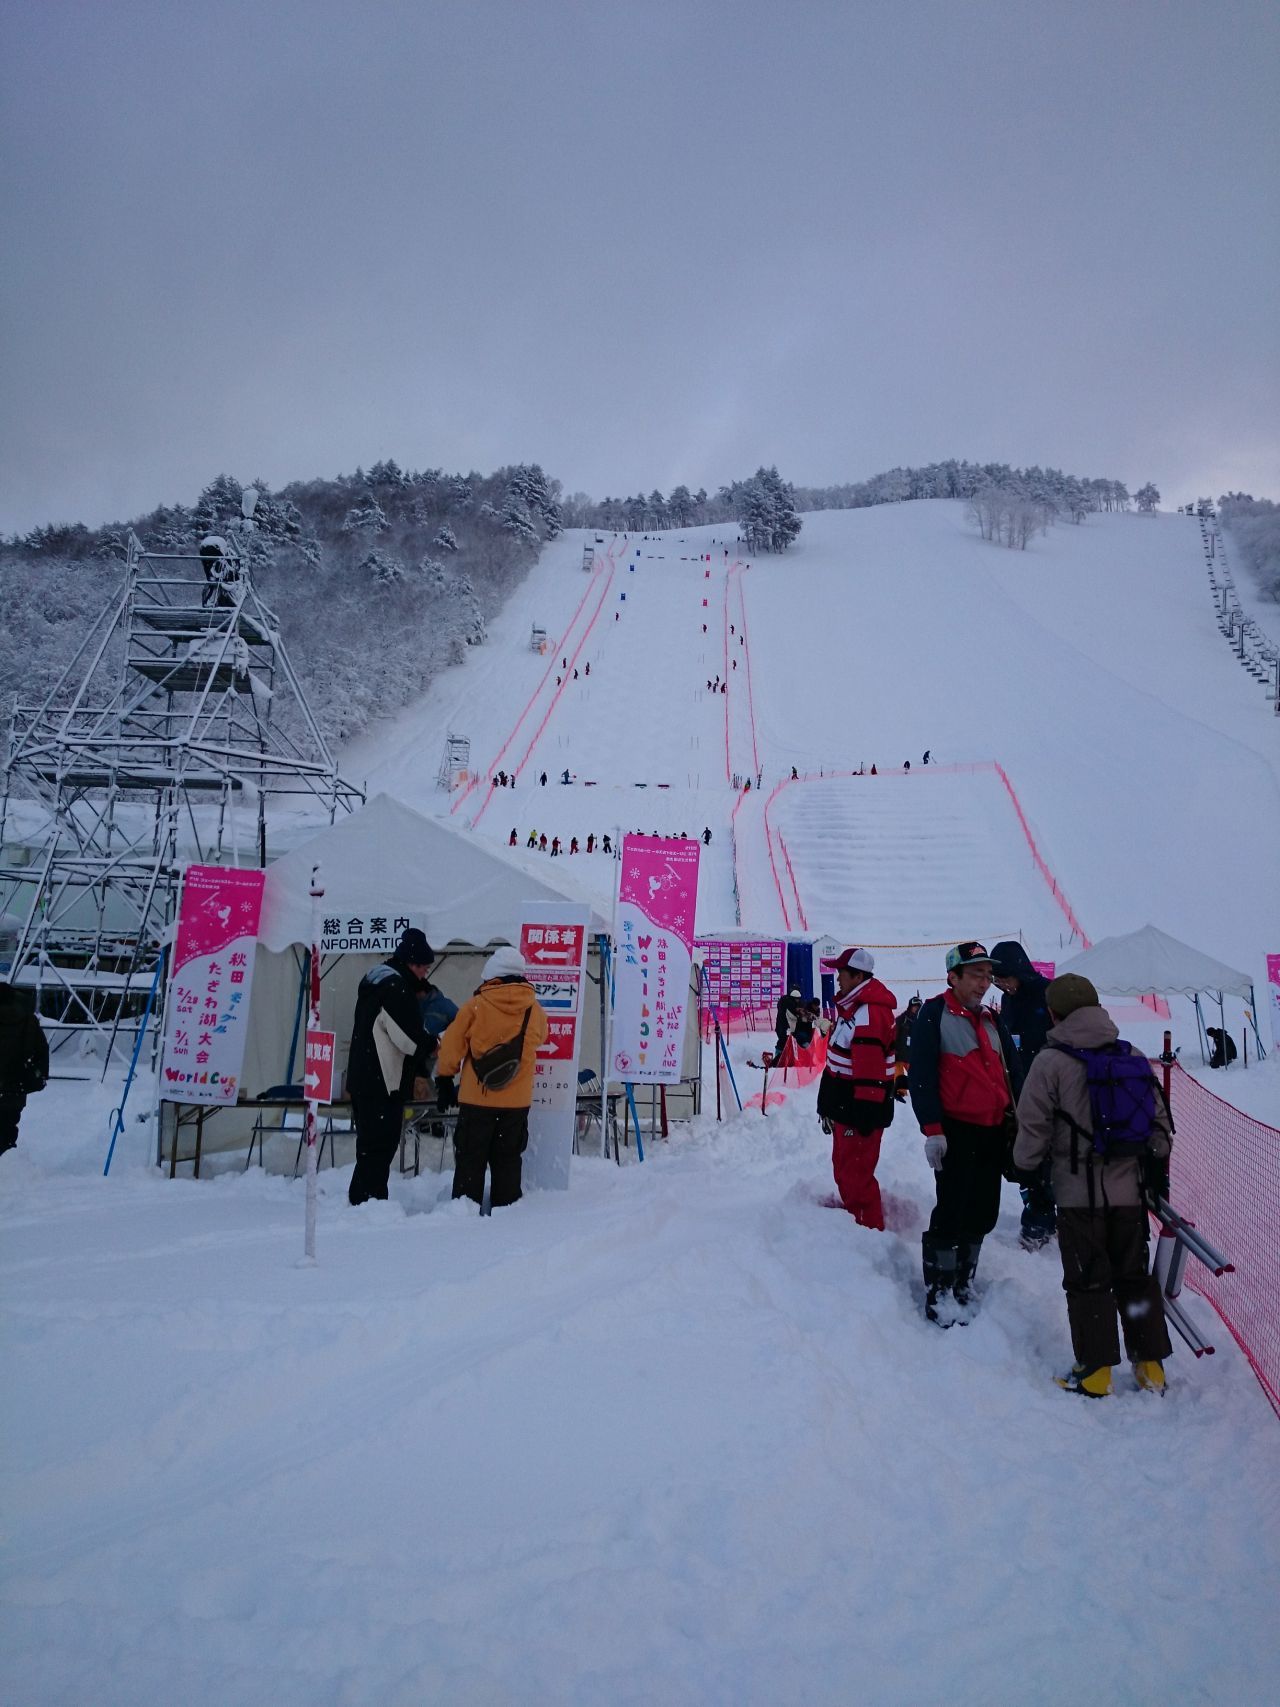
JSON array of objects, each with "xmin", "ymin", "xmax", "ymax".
[
  {"xmin": 0, "ymin": 530, "xmax": 363, "ymax": 1058},
  {"xmin": 435, "ymin": 732, "xmax": 471, "ymax": 792}
]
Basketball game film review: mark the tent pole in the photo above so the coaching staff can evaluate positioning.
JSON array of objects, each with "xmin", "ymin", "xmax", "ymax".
[
  {"xmin": 1218, "ymin": 991, "xmax": 1228, "ymax": 1067},
  {"xmin": 1245, "ymin": 983, "xmax": 1267, "ymax": 1061},
  {"xmin": 1193, "ymin": 994, "xmax": 1208, "ymax": 1065}
]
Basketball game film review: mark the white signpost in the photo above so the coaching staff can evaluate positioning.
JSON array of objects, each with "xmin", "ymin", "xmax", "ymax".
[{"xmin": 520, "ymin": 904, "xmax": 590, "ymax": 1190}]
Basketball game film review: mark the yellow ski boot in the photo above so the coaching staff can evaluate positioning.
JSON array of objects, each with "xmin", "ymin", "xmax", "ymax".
[
  {"xmin": 1134, "ymin": 1360, "xmax": 1167, "ymax": 1394},
  {"xmin": 1055, "ymin": 1363, "xmax": 1113, "ymax": 1397}
]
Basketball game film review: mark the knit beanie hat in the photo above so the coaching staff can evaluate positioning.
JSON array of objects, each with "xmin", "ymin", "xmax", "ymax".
[
  {"xmin": 1046, "ymin": 973, "xmax": 1099, "ymax": 1019},
  {"xmin": 483, "ymin": 945, "xmax": 527, "ymax": 982}
]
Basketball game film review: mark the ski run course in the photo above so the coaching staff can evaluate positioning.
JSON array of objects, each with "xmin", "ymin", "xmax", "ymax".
[{"xmin": 5, "ymin": 501, "xmax": 1280, "ymax": 1705}]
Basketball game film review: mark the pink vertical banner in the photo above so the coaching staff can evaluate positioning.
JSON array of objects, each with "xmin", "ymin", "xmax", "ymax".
[
  {"xmin": 1267, "ymin": 954, "xmax": 1280, "ymax": 1055},
  {"xmin": 1030, "ymin": 960, "xmax": 1056, "ymax": 980},
  {"xmin": 160, "ymin": 864, "xmax": 266, "ymax": 1105},
  {"xmin": 612, "ymin": 836, "xmax": 700, "ymax": 1084}
]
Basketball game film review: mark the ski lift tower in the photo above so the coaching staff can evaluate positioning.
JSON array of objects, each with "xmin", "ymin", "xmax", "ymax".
[{"xmin": 0, "ymin": 524, "xmax": 363, "ymax": 1059}]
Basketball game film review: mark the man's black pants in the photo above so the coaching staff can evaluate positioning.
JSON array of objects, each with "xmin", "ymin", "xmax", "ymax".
[
  {"xmin": 452, "ymin": 1104, "xmax": 530, "ymax": 1208},
  {"xmin": 1058, "ymin": 1207, "xmax": 1172, "ymax": 1368},
  {"xmin": 927, "ymin": 1117, "xmax": 1005, "ymax": 1246},
  {"xmin": 348, "ymin": 1092, "xmax": 405, "ymax": 1205},
  {"xmin": 0, "ymin": 1096, "xmax": 23, "ymax": 1156}
]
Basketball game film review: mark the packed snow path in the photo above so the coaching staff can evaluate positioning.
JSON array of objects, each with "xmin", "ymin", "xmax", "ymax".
[{"xmin": 3, "ymin": 1081, "xmax": 1279, "ymax": 1706}]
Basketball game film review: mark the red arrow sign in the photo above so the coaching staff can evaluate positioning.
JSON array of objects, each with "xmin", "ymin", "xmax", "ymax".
[{"xmin": 305, "ymin": 1029, "xmax": 335, "ymax": 1104}]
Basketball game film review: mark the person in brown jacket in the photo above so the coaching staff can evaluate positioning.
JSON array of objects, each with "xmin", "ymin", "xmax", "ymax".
[
  {"xmin": 1012, "ymin": 974, "xmax": 1173, "ymax": 1397},
  {"xmin": 435, "ymin": 946, "xmax": 549, "ymax": 1209}
]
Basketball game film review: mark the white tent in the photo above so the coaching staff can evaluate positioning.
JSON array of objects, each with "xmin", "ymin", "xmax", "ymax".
[
  {"xmin": 260, "ymin": 791, "xmax": 609, "ymax": 950},
  {"xmin": 1056, "ymin": 924, "xmax": 1252, "ymax": 998}
]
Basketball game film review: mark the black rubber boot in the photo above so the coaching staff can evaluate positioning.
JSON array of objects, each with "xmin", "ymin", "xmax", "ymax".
[
  {"xmin": 955, "ymin": 1238, "xmax": 983, "ymax": 1307},
  {"xmin": 922, "ymin": 1232, "xmax": 958, "ymax": 1325}
]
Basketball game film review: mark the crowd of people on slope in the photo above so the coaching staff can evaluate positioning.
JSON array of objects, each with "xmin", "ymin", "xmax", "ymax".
[
  {"xmin": 810, "ymin": 939, "xmax": 1173, "ymax": 1397},
  {"xmin": 508, "ymin": 827, "xmax": 713, "ymax": 855}
]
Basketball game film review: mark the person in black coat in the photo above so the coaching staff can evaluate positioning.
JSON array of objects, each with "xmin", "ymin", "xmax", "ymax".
[
  {"xmin": 347, "ymin": 929, "xmax": 433, "ymax": 1205},
  {"xmin": 990, "ymin": 941, "xmax": 1056, "ymax": 1249},
  {"xmin": 774, "ymin": 989, "xmax": 802, "ymax": 1059},
  {"xmin": 0, "ymin": 981, "xmax": 49, "ymax": 1155}
]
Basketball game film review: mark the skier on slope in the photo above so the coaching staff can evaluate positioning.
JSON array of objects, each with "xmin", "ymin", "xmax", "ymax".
[
  {"xmin": 815, "ymin": 949, "xmax": 898, "ymax": 1230},
  {"xmin": 909, "ymin": 943, "xmax": 1022, "ymax": 1323},
  {"xmin": 989, "ymin": 942, "xmax": 1057, "ymax": 1250},
  {"xmin": 702, "ymin": 827, "xmax": 712, "ymax": 844}
]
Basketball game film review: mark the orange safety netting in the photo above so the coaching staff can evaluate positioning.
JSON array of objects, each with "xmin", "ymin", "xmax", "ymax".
[{"xmin": 1166, "ymin": 1062, "xmax": 1280, "ymax": 1420}]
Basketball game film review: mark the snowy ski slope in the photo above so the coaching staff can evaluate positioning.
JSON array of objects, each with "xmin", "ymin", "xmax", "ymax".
[
  {"xmin": 6, "ymin": 500, "xmax": 1280, "ymax": 1707},
  {"xmin": 348, "ymin": 500, "xmax": 1280, "ymax": 999}
]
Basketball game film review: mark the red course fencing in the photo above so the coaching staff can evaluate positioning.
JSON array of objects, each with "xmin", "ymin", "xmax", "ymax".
[{"xmin": 1166, "ymin": 1063, "xmax": 1280, "ymax": 1420}]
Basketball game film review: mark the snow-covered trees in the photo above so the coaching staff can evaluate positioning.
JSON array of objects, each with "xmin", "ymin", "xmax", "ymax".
[
  {"xmin": 1219, "ymin": 495, "xmax": 1280, "ymax": 602},
  {"xmin": 1135, "ymin": 483, "xmax": 1161, "ymax": 514},
  {"xmin": 722, "ymin": 467, "xmax": 802, "ymax": 553},
  {"xmin": 433, "ymin": 524, "xmax": 458, "ymax": 553},
  {"xmin": 967, "ymin": 486, "xmax": 1053, "ymax": 550},
  {"xmin": 342, "ymin": 494, "xmax": 390, "ymax": 536}
]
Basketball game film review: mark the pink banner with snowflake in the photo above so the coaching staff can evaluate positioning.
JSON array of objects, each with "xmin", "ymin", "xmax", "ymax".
[
  {"xmin": 160, "ymin": 864, "xmax": 265, "ymax": 1105},
  {"xmin": 611, "ymin": 835, "xmax": 700, "ymax": 1084}
]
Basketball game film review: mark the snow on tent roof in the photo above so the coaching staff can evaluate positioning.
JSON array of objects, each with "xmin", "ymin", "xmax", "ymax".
[
  {"xmin": 259, "ymin": 792, "xmax": 609, "ymax": 951},
  {"xmin": 1055, "ymin": 923, "xmax": 1252, "ymax": 999}
]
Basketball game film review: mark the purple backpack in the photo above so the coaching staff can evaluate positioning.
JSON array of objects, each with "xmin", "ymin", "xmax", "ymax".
[{"xmin": 1051, "ymin": 1039, "xmax": 1159, "ymax": 1160}]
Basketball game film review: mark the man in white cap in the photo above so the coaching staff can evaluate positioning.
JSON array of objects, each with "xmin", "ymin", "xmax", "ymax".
[
  {"xmin": 435, "ymin": 946, "xmax": 549, "ymax": 1209},
  {"xmin": 815, "ymin": 948, "xmax": 898, "ymax": 1229}
]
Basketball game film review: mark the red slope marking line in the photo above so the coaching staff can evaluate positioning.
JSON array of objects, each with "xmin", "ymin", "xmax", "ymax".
[
  {"xmin": 722, "ymin": 562, "xmax": 734, "ymax": 783},
  {"xmin": 990, "ymin": 761, "xmax": 1092, "ymax": 948},
  {"xmin": 758, "ymin": 776, "xmax": 795, "ymax": 930},
  {"xmin": 471, "ymin": 558, "xmax": 618, "ymax": 827},
  {"xmin": 734, "ymin": 566, "xmax": 762, "ymax": 778},
  {"xmin": 451, "ymin": 542, "xmax": 615, "ymax": 817}
]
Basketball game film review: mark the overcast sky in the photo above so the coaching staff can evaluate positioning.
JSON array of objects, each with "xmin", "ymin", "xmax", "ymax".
[{"xmin": 1, "ymin": 0, "xmax": 1276, "ymax": 534}]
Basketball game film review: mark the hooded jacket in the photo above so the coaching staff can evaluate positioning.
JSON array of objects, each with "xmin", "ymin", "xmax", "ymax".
[
  {"xmin": 346, "ymin": 957, "xmax": 429, "ymax": 1101},
  {"xmin": 990, "ymin": 941, "xmax": 1052, "ymax": 1074},
  {"xmin": 1012, "ymin": 1005, "xmax": 1171, "ymax": 1210},
  {"xmin": 0, "ymin": 982, "xmax": 48, "ymax": 1103},
  {"xmin": 436, "ymin": 975, "xmax": 549, "ymax": 1109}
]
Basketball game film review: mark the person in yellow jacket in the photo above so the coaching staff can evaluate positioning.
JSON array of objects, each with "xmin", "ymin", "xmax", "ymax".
[{"xmin": 435, "ymin": 945, "xmax": 549, "ymax": 1208}]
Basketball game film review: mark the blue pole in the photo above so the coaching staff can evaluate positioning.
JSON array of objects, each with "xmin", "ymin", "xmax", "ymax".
[
  {"xmin": 624, "ymin": 1082, "xmax": 645, "ymax": 1162},
  {"xmin": 700, "ymin": 963, "xmax": 743, "ymax": 1112},
  {"xmin": 104, "ymin": 949, "xmax": 166, "ymax": 1176}
]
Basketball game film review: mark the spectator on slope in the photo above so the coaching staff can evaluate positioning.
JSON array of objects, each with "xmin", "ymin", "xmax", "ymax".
[
  {"xmin": 990, "ymin": 942, "xmax": 1057, "ymax": 1250},
  {"xmin": 540, "ymin": 772, "xmax": 548, "ymax": 787},
  {"xmin": 1205, "ymin": 1027, "xmax": 1237, "ymax": 1069},
  {"xmin": 922, "ymin": 750, "xmax": 931, "ymax": 765},
  {"xmin": 569, "ymin": 837, "xmax": 580, "ymax": 855},
  {"xmin": 527, "ymin": 830, "xmax": 537, "ymax": 849},
  {"xmin": 904, "ymin": 760, "xmax": 911, "ymax": 771},
  {"xmin": 870, "ymin": 764, "xmax": 877, "ymax": 775},
  {"xmin": 561, "ymin": 769, "xmax": 571, "ymax": 784},
  {"xmin": 509, "ymin": 828, "xmax": 518, "ymax": 847},
  {"xmin": 702, "ymin": 827, "xmax": 712, "ymax": 844},
  {"xmin": 893, "ymin": 995, "xmax": 923, "ymax": 1103},
  {"xmin": 602, "ymin": 833, "xmax": 613, "ymax": 854},
  {"xmin": 550, "ymin": 836, "xmax": 561, "ymax": 857},
  {"xmin": 1011, "ymin": 975, "xmax": 1173, "ymax": 1397},
  {"xmin": 0, "ymin": 980, "xmax": 48, "ymax": 1156},
  {"xmin": 538, "ymin": 833, "xmax": 548, "ymax": 852},
  {"xmin": 586, "ymin": 833, "xmax": 595, "ymax": 853},
  {"xmin": 909, "ymin": 942, "xmax": 1022, "ymax": 1324},
  {"xmin": 792, "ymin": 999, "xmax": 825, "ymax": 1053},
  {"xmin": 791, "ymin": 766, "xmax": 799, "ymax": 780},
  {"xmin": 435, "ymin": 947, "xmax": 549, "ymax": 1210},
  {"xmin": 346, "ymin": 929, "xmax": 433, "ymax": 1206},
  {"xmin": 815, "ymin": 949, "xmax": 898, "ymax": 1230}
]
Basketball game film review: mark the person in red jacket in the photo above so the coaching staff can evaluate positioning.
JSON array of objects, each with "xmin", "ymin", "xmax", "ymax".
[
  {"xmin": 815, "ymin": 948, "xmax": 897, "ymax": 1229},
  {"xmin": 908, "ymin": 942, "xmax": 1023, "ymax": 1323}
]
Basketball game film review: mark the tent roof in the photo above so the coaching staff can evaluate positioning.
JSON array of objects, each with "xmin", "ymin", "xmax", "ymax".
[
  {"xmin": 259, "ymin": 793, "xmax": 609, "ymax": 952},
  {"xmin": 1056, "ymin": 923, "xmax": 1252, "ymax": 999}
]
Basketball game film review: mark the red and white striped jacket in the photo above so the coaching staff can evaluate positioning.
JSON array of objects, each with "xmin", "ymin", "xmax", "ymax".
[{"xmin": 825, "ymin": 975, "xmax": 897, "ymax": 1103}]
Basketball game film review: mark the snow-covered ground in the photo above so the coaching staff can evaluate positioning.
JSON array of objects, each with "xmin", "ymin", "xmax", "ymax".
[{"xmin": 5, "ymin": 501, "xmax": 1280, "ymax": 1705}]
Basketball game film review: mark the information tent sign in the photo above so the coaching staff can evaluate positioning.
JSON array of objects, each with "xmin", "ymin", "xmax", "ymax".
[
  {"xmin": 611, "ymin": 836, "xmax": 700, "ymax": 1084},
  {"xmin": 160, "ymin": 864, "xmax": 266, "ymax": 1105},
  {"xmin": 520, "ymin": 905, "xmax": 591, "ymax": 1191}
]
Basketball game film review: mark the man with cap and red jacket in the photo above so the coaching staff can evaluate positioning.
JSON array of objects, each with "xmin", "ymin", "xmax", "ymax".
[
  {"xmin": 815, "ymin": 948, "xmax": 898, "ymax": 1229},
  {"xmin": 908, "ymin": 941, "xmax": 1022, "ymax": 1322}
]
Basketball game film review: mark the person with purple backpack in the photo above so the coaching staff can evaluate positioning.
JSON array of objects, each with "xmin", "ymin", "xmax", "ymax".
[{"xmin": 1012, "ymin": 973, "xmax": 1173, "ymax": 1397}]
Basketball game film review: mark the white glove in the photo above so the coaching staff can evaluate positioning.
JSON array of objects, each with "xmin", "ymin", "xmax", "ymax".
[{"xmin": 924, "ymin": 1134, "xmax": 947, "ymax": 1172}]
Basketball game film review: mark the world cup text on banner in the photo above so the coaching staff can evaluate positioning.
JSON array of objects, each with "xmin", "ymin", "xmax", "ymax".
[
  {"xmin": 520, "ymin": 903, "xmax": 592, "ymax": 1191},
  {"xmin": 305, "ymin": 1030, "xmax": 336, "ymax": 1105},
  {"xmin": 160, "ymin": 865, "xmax": 266, "ymax": 1105},
  {"xmin": 1267, "ymin": 953, "xmax": 1280, "ymax": 1053},
  {"xmin": 613, "ymin": 835, "xmax": 700, "ymax": 1084}
]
